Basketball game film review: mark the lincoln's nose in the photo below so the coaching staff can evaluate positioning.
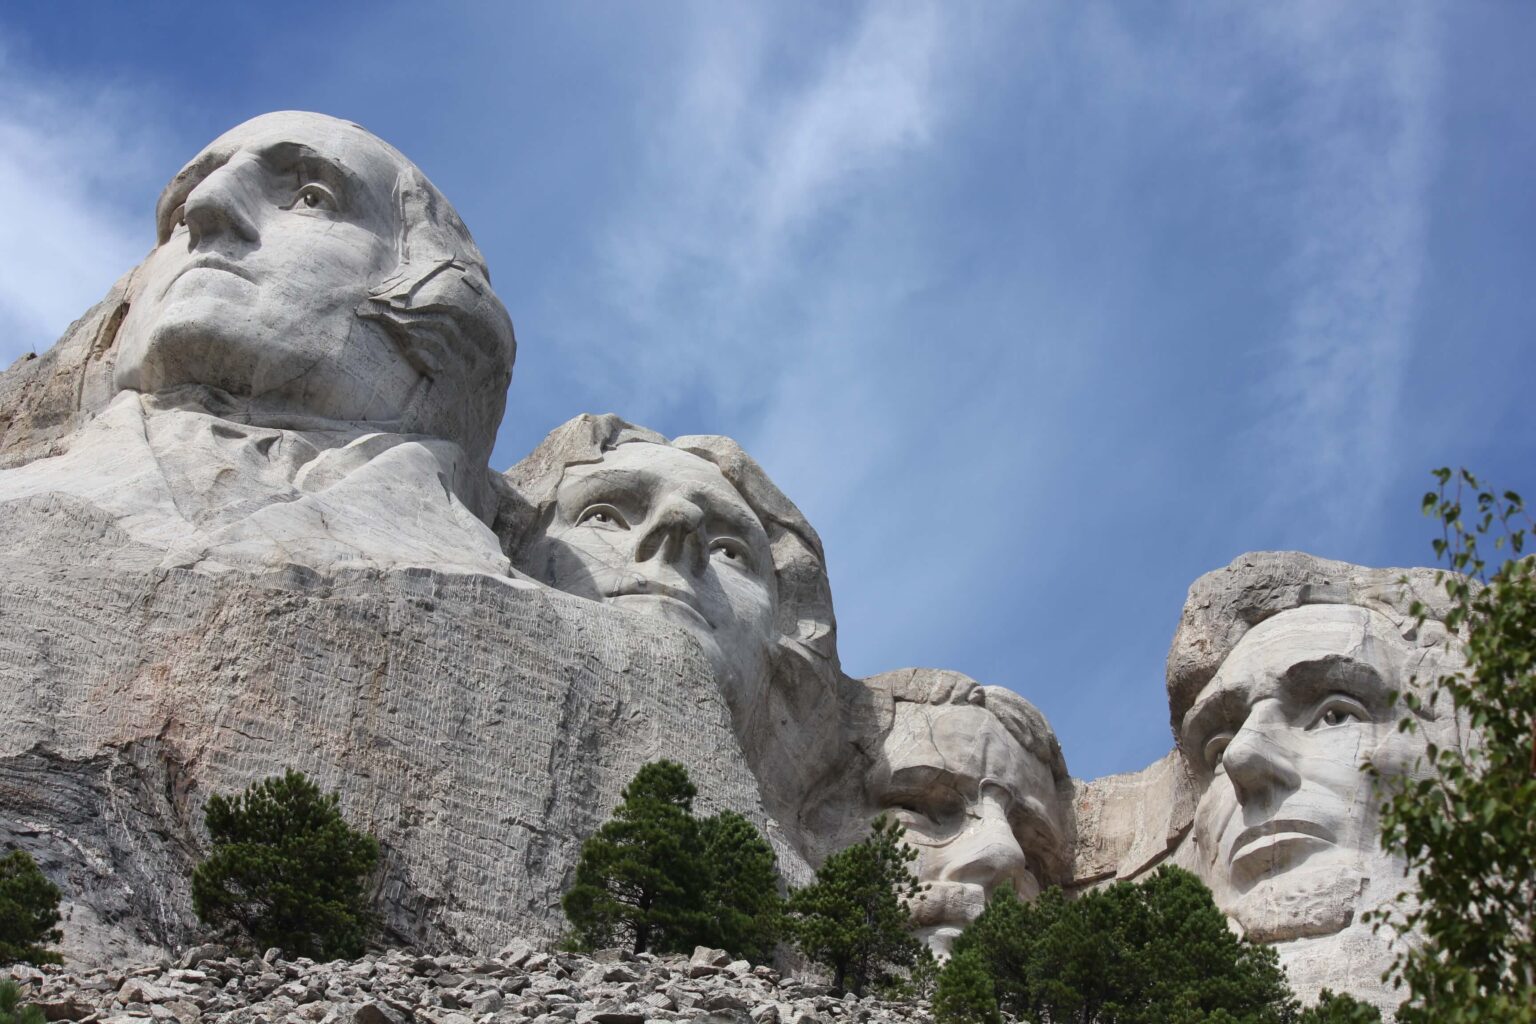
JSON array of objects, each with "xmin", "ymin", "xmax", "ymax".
[{"xmin": 1222, "ymin": 704, "xmax": 1302, "ymax": 807}]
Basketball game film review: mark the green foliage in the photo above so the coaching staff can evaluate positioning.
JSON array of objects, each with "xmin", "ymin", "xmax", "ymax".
[
  {"xmin": 933, "ymin": 947, "xmax": 1000, "ymax": 1024},
  {"xmin": 0, "ymin": 850, "xmax": 62, "ymax": 966},
  {"xmin": 953, "ymin": 867, "xmax": 1296, "ymax": 1024},
  {"xmin": 1294, "ymin": 990, "xmax": 1382, "ymax": 1024},
  {"xmin": 0, "ymin": 980, "xmax": 45, "ymax": 1024},
  {"xmin": 785, "ymin": 814, "xmax": 927, "ymax": 997},
  {"xmin": 191, "ymin": 770, "xmax": 379, "ymax": 960},
  {"xmin": 698, "ymin": 810, "xmax": 781, "ymax": 963},
  {"xmin": 562, "ymin": 760, "xmax": 708, "ymax": 955},
  {"xmin": 1370, "ymin": 469, "xmax": 1536, "ymax": 1023}
]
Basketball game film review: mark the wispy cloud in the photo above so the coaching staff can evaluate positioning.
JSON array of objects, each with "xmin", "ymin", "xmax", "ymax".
[
  {"xmin": 577, "ymin": 3, "xmax": 946, "ymax": 419},
  {"xmin": 0, "ymin": 46, "xmax": 162, "ymax": 364},
  {"xmin": 1250, "ymin": 3, "xmax": 1441, "ymax": 533}
]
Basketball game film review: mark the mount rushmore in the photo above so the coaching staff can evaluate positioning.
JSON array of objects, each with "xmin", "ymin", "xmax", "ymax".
[{"xmin": 0, "ymin": 112, "xmax": 1466, "ymax": 1012}]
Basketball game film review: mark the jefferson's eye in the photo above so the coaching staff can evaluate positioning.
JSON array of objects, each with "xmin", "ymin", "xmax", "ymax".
[
  {"xmin": 709, "ymin": 539, "xmax": 750, "ymax": 566},
  {"xmin": 576, "ymin": 504, "xmax": 627, "ymax": 530},
  {"xmin": 287, "ymin": 182, "xmax": 338, "ymax": 212},
  {"xmin": 1203, "ymin": 734, "xmax": 1232, "ymax": 770}
]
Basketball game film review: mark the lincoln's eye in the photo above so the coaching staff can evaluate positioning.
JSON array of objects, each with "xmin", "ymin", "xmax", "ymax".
[
  {"xmin": 1204, "ymin": 733, "xmax": 1232, "ymax": 770},
  {"xmin": 1310, "ymin": 695, "xmax": 1368, "ymax": 730}
]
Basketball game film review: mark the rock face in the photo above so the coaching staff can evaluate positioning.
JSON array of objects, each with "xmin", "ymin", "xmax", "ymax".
[{"xmin": 7, "ymin": 942, "xmax": 932, "ymax": 1024}]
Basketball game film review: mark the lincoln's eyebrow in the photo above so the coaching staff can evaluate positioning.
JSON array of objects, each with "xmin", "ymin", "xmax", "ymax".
[
  {"xmin": 1181, "ymin": 684, "xmax": 1250, "ymax": 750},
  {"xmin": 1278, "ymin": 655, "xmax": 1393, "ymax": 713}
]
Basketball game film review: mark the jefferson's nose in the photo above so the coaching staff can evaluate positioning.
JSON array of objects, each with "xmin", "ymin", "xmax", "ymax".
[
  {"xmin": 181, "ymin": 160, "xmax": 260, "ymax": 247},
  {"xmin": 1222, "ymin": 704, "xmax": 1302, "ymax": 806},
  {"xmin": 939, "ymin": 793, "xmax": 1031, "ymax": 897},
  {"xmin": 634, "ymin": 497, "xmax": 705, "ymax": 568}
]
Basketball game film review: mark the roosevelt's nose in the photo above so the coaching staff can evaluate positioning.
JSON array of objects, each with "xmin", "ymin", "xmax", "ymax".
[
  {"xmin": 181, "ymin": 160, "xmax": 260, "ymax": 247},
  {"xmin": 1222, "ymin": 703, "xmax": 1302, "ymax": 806},
  {"xmin": 633, "ymin": 496, "xmax": 705, "ymax": 569},
  {"xmin": 939, "ymin": 790, "xmax": 1032, "ymax": 897}
]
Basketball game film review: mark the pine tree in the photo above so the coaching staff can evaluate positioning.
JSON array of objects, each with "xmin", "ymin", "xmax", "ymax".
[
  {"xmin": 933, "ymin": 947, "xmax": 1001, "ymax": 1024},
  {"xmin": 0, "ymin": 980, "xmax": 45, "ymax": 1024},
  {"xmin": 0, "ymin": 850, "xmax": 62, "ymax": 966},
  {"xmin": 191, "ymin": 770, "xmax": 379, "ymax": 960},
  {"xmin": 785, "ymin": 814, "xmax": 927, "ymax": 996},
  {"xmin": 698, "ymin": 810, "xmax": 781, "ymax": 963},
  {"xmin": 952, "ymin": 867, "xmax": 1296, "ymax": 1024},
  {"xmin": 562, "ymin": 760, "xmax": 708, "ymax": 954},
  {"xmin": 1295, "ymin": 990, "xmax": 1382, "ymax": 1024}
]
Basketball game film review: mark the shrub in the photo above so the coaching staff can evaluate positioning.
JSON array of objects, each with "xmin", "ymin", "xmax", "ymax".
[{"xmin": 0, "ymin": 850, "xmax": 61, "ymax": 967}]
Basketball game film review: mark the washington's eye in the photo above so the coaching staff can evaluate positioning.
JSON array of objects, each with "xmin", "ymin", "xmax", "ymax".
[
  {"xmin": 287, "ymin": 182, "xmax": 338, "ymax": 212},
  {"xmin": 168, "ymin": 204, "xmax": 187, "ymax": 230},
  {"xmin": 1203, "ymin": 734, "xmax": 1232, "ymax": 770},
  {"xmin": 576, "ymin": 504, "xmax": 628, "ymax": 530},
  {"xmin": 1310, "ymin": 696, "xmax": 1367, "ymax": 730}
]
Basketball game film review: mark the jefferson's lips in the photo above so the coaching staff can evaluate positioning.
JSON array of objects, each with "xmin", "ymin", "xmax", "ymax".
[
  {"xmin": 1227, "ymin": 818, "xmax": 1335, "ymax": 867},
  {"xmin": 606, "ymin": 581, "xmax": 712, "ymax": 629}
]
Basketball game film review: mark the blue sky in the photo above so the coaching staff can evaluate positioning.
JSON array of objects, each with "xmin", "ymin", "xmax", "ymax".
[{"xmin": 3, "ymin": 3, "xmax": 1532, "ymax": 780}]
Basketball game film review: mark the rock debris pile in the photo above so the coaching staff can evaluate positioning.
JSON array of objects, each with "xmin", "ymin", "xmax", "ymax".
[{"xmin": 6, "ymin": 943, "xmax": 932, "ymax": 1024}]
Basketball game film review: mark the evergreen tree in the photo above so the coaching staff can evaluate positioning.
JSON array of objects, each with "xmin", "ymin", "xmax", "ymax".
[
  {"xmin": 785, "ymin": 814, "xmax": 927, "ymax": 996},
  {"xmin": 953, "ymin": 867, "xmax": 1296, "ymax": 1024},
  {"xmin": 191, "ymin": 770, "xmax": 379, "ymax": 960},
  {"xmin": 698, "ymin": 809, "xmax": 781, "ymax": 963},
  {"xmin": 0, "ymin": 981, "xmax": 44, "ymax": 1024},
  {"xmin": 0, "ymin": 850, "xmax": 61, "ymax": 966},
  {"xmin": 1295, "ymin": 990, "xmax": 1382, "ymax": 1024},
  {"xmin": 933, "ymin": 947, "xmax": 1000, "ymax": 1024},
  {"xmin": 562, "ymin": 760, "xmax": 708, "ymax": 954}
]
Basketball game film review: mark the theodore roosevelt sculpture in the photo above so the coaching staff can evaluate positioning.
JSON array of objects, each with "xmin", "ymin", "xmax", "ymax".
[
  {"xmin": 0, "ymin": 111, "xmax": 516, "ymax": 575},
  {"xmin": 1167, "ymin": 551, "xmax": 1465, "ymax": 1004},
  {"xmin": 806, "ymin": 668, "xmax": 1072, "ymax": 956}
]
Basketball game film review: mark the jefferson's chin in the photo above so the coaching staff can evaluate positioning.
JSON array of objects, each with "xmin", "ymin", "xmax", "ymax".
[{"xmin": 1229, "ymin": 864, "xmax": 1367, "ymax": 943}]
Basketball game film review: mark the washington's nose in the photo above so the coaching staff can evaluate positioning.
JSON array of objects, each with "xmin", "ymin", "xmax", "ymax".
[
  {"xmin": 1222, "ymin": 711, "xmax": 1302, "ymax": 806},
  {"xmin": 181, "ymin": 162, "xmax": 260, "ymax": 247},
  {"xmin": 634, "ymin": 497, "xmax": 705, "ymax": 568},
  {"xmin": 939, "ymin": 796, "xmax": 1031, "ymax": 896}
]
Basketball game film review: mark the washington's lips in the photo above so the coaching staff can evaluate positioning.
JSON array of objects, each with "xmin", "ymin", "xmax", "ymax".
[
  {"xmin": 162, "ymin": 253, "xmax": 256, "ymax": 297},
  {"xmin": 606, "ymin": 580, "xmax": 712, "ymax": 629},
  {"xmin": 1227, "ymin": 817, "xmax": 1336, "ymax": 868}
]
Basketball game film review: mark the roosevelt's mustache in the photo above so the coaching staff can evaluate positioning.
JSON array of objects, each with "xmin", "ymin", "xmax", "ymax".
[{"xmin": 907, "ymin": 880, "xmax": 988, "ymax": 928}]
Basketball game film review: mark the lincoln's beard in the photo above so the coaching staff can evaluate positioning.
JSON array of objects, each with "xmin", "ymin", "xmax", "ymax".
[{"xmin": 1228, "ymin": 863, "xmax": 1368, "ymax": 943}]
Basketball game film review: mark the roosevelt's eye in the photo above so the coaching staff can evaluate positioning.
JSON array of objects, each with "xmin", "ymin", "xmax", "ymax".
[
  {"xmin": 576, "ymin": 504, "xmax": 628, "ymax": 530},
  {"xmin": 1310, "ymin": 695, "xmax": 1368, "ymax": 730},
  {"xmin": 286, "ymin": 182, "xmax": 338, "ymax": 212},
  {"xmin": 1204, "ymin": 733, "xmax": 1232, "ymax": 771}
]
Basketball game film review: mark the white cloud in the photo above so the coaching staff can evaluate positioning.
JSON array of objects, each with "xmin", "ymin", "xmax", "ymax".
[
  {"xmin": 0, "ymin": 47, "xmax": 162, "ymax": 363},
  {"xmin": 1252, "ymin": 3, "xmax": 1441, "ymax": 532}
]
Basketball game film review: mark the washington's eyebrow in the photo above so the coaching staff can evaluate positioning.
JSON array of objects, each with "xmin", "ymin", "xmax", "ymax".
[{"xmin": 255, "ymin": 141, "xmax": 364, "ymax": 201}]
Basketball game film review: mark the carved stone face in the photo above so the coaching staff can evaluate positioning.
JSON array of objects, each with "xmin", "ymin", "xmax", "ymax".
[
  {"xmin": 868, "ymin": 701, "xmax": 1065, "ymax": 956},
  {"xmin": 114, "ymin": 111, "xmax": 420, "ymax": 426},
  {"xmin": 526, "ymin": 442, "xmax": 779, "ymax": 703},
  {"xmin": 1181, "ymin": 604, "xmax": 1426, "ymax": 942}
]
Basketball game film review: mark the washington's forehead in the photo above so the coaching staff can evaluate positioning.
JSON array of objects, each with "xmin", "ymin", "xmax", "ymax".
[{"xmin": 191, "ymin": 112, "xmax": 410, "ymax": 186}]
